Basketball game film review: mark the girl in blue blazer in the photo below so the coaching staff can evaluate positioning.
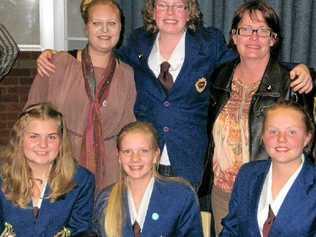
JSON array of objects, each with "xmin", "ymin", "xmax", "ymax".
[
  {"xmin": 93, "ymin": 121, "xmax": 203, "ymax": 237},
  {"xmin": 0, "ymin": 103, "xmax": 95, "ymax": 237},
  {"xmin": 221, "ymin": 101, "xmax": 316, "ymax": 237}
]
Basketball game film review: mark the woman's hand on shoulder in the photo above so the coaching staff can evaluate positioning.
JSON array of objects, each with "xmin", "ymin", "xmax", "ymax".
[
  {"xmin": 289, "ymin": 64, "xmax": 313, "ymax": 94},
  {"xmin": 37, "ymin": 49, "xmax": 57, "ymax": 77}
]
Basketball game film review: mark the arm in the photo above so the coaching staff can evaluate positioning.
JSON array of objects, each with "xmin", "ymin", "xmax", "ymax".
[
  {"xmin": 0, "ymin": 24, "xmax": 18, "ymax": 80},
  {"xmin": 220, "ymin": 168, "xmax": 246, "ymax": 237},
  {"xmin": 67, "ymin": 169, "xmax": 95, "ymax": 235},
  {"xmin": 176, "ymin": 188, "xmax": 204, "ymax": 237}
]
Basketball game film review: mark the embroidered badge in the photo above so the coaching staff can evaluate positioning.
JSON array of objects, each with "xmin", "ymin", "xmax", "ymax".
[
  {"xmin": 152, "ymin": 212, "xmax": 159, "ymax": 221},
  {"xmin": 0, "ymin": 222, "xmax": 16, "ymax": 237},
  {"xmin": 195, "ymin": 77, "xmax": 207, "ymax": 93}
]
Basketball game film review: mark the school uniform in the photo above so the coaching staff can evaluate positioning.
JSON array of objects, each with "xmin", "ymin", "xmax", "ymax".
[
  {"xmin": 221, "ymin": 158, "xmax": 316, "ymax": 237},
  {"xmin": 93, "ymin": 178, "xmax": 203, "ymax": 237},
  {"xmin": 0, "ymin": 166, "xmax": 95, "ymax": 237},
  {"xmin": 117, "ymin": 26, "xmax": 236, "ymax": 186}
]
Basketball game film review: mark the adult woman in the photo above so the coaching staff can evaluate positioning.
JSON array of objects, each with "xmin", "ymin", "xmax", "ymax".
[
  {"xmin": 26, "ymin": 0, "xmax": 136, "ymax": 191},
  {"xmin": 198, "ymin": 1, "xmax": 315, "ymax": 235},
  {"xmin": 93, "ymin": 121, "xmax": 203, "ymax": 237},
  {"xmin": 0, "ymin": 24, "xmax": 18, "ymax": 80},
  {"xmin": 36, "ymin": 0, "xmax": 312, "ymax": 189},
  {"xmin": 221, "ymin": 101, "xmax": 315, "ymax": 237},
  {"xmin": 0, "ymin": 103, "xmax": 94, "ymax": 237}
]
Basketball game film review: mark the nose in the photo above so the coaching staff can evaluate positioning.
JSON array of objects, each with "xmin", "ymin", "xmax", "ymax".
[
  {"xmin": 277, "ymin": 132, "xmax": 287, "ymax": 143},
  {"xmin": 39, "ymin": 137, "xmax": 48, "ymax": 148},
  {"xmin": 166, "ymin": 5, "xmax": 175, "ymax": 14},
  {"xmin": 98, "ymin": 23, "xmax": 108, "ymax": 33},
  {"xmin": 131, "ymin": 151, "xmax": 140, "ymax": 161}
]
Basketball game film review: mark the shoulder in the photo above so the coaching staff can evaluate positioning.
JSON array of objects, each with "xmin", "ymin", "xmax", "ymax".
[
  {"xmin": 51, "ymin": 51, "xmax": 79, "ymax": 67},
  {"xmin": 74, "ymin": 165, "xmax": 95, "ymax": 185},
  {"xmin": 155, "ymin": 178, "xmax": 197, "ymax": 200},
  {"xmin": 188, "ymin": 26, "xmax": 226, "ymax": 44},
  {"xmin": 237, "ymin": 160, "xmax": 270, "ymax": 179},
  {"xmin": 116, "ymin": 59, "xmax": 134, "ymax": 76}
]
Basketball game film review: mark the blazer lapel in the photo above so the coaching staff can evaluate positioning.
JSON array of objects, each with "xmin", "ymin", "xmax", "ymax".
[
  {"xmin": 141, "ymin": 180, "xmax": 165, "ymax": 236},
  {"xmin": 247, "ymin": 161, "xmax": 271, "ymax": 236},
  {"xmin": 270, "ymin": 161, "xmax": 315, "ymax": 236}
]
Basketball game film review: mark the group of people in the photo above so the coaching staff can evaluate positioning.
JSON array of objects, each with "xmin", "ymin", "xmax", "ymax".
[{"xmin": 0, "ymin": 0, "xmax": 315, "ymax": 236}]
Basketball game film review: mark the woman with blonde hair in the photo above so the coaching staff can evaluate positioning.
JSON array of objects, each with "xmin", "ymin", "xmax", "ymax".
[
  {"xmin": 26, "ymin": 0, "xmax": 136, "ymax": 192},
  {"xmin": 93, "ymin": 121, "xmax": 203, "ymax": 237},
  {"xmin": 0, "ymin": 103, "xmax": 94, "ymax": 237}
]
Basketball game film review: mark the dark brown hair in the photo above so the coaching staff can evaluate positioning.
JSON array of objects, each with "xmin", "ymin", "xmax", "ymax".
[{"xmin": 229, "ymin": 0, "xmax": 282, "ymax": 58}]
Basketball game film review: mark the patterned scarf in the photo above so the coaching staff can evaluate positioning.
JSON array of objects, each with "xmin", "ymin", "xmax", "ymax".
[{"xmin": 80, "ymin": 45, "xmax": 116, "ymax": 188}]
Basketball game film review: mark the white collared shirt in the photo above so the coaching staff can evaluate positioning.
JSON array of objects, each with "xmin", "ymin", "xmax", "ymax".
[
  {"xmin": 148, "ymin": 31, "xmax": 186, "ymax": 165},
  {"xmin": 257, "ymin": 156, "xmax": 305, "ymax": 236},
  {"xmin": 128, "ymin": 177, "xmax": 155, "ymax": 231}
]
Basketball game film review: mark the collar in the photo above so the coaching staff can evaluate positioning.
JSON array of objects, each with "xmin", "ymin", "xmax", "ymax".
[{"xmin": 127, "ymin": 177, "xmax": 155, "ymax": 230}]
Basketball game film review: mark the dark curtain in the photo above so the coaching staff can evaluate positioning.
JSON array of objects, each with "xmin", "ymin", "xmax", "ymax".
[{"xmin": 118, "ymin": 0, "xmax": 316, "ymax": 69}]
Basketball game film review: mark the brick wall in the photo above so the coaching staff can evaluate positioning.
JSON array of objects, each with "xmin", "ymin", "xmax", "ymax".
[{"xmin": 0, "ymin": 52, "xmax": 39, "ymax": 146}]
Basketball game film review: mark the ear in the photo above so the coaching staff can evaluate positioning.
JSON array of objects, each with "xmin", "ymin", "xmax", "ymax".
[
  {"xmin": 269, "ymin": 34, "xmax": 277, "ymax": 47},
  {"xmin": 303, "ymin": 133, "xmax": 312, "ymax": 148},
  {"xmin": 231, "ymin": 30, "xmax": 238, "ymax": 45}
]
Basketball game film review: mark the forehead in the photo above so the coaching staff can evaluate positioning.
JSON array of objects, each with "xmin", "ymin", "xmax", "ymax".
[
  {"xmin": 120, "ymin": 131, "xmax": 153, "ymax": 146},
  {"xmin": 24, "ymin": 118, "xmax": 59, "ymax": 132},
  {"xmin": 239, "ymin": 10, "xmax": 267, "ymax": 26},
  {"xmin": 89, "ymin": 3, "xmax": 120, "ymax": 19},
  {"xmin": 265, "ymin": 107, "xmax": 305, "ymax": 126},
  {"xmin": 156, "ymin": 0, "xmax": 187, "ymax": 4}
]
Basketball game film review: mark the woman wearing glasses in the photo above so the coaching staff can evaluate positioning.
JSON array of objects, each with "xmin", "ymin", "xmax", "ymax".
[
  {"xmin": 36, "ymin": 0, "xmax": 313, "ymax": 192},
  {"xmin": 198, "ymin": 1, "xmax": 315, "ymax": 235}
]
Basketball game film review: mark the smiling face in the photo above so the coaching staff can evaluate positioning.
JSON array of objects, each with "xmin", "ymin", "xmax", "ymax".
[
  {"xmin": 23, "ymin": 118, "xmax": 61, "ymax": 170},
  {"xmin": 232, "ymin": 10, "xmax": 276, "ymax": 62},
  {"xmin": 262, "ymin": 107, "xmax": 312, "ymax": 167},
  {"xmin": 118, "ymin": 131, "xmax": 160, "ymax": 184},
  {"xmin": 86, "ymin": 3, "xmax": 121, "ymax": 54},
  {"xmin": 154, "ymin": 0, "xmax": 189, "ymax": 36}
]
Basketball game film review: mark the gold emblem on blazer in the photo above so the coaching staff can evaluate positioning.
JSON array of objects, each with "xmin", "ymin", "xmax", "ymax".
[{"xmin": 195, "ymin": 77, "xmax": 207, "ymax": 93}]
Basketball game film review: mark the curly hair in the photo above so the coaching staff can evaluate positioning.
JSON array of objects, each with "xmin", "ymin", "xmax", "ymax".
[
  {"xmin": 143, "ymin": 0, "xmax": 203, "ymax": 33},
  {"xmin": 0, "ymin": 103, "xmax": 76, "ymax": 208}
]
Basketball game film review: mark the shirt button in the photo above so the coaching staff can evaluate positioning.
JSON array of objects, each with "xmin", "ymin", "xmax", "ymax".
[
  {"xmin": 163, "ymin": 101, "xmax": 170, "ymax": 107},
  {"xmin": 163, "ymin": 126, "xmax": 170, "ymax": 132}
]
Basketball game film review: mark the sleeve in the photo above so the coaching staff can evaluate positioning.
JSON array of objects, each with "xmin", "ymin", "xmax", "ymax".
[
  {"xmin": 120, "ymin": 67, "xmax": 136, "ymax": 125},
  {"xmin": 24, "ymin": 73, "xmax": 50, "ymax": 108},
  {"xmin": 67, "ymin": 169, "xmax": 96, "ymax": 235},
  {"xmin": 92, "ymin": 187, "xmax": 112, "ymax": 237},
  {"xmin": 220, "ymin": 168, "xmax": 246, "ymax": 237},
  {"xmin": 0, "ymin": 24, "xmax": 19, "ymax": 80},
  {"xmin": 175, "ymin": 188, "xmax": 204, "ymax": 237},
  {"xmin": 211, "ymin": 28, "xmax": 237, "ymax": 68}
]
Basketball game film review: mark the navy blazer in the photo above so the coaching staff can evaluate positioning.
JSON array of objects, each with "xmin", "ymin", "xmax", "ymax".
[
  {"xmin": 93, "ymin": 179, "xmax": 203, "ymax": 237},
  {"xmin": 0, "ymin": 166, "xmax": 95, "ymax": 237},
  {"xmin": 117, "ymin": 27, "xmax": 236, "ymax": 186},
  {"xmin": 221, "ymin": 159, "xmax": 316, "ymax": 237}
]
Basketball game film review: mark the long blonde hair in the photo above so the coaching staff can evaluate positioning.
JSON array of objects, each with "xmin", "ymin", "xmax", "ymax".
[
  {"xmin": 0, "ymin": 103, "xmax": 76, "ymax": 208},
  {"xmin": 104, "ymin": 121, "xmax": 192, "ymax": 237}
]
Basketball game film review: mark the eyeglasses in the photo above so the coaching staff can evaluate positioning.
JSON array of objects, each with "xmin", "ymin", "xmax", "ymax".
[
  {"xmin": 156, "ymin": 3, "xmax": 188, "ymax": 13},
  {"xmin": 234, "ymin": 27, "xmax": 277, "ymax": 38}
]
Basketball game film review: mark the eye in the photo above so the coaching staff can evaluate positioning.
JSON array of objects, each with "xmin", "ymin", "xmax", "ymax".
[
  {"xmin": 29, "ymin": 134, "xmax": 38, "ymax": 139},
  {"xmin": 108, "ymin": 21, "xmax": 117, "ymax": 26},
  {"xmin": 48, "ymin": 134, "xmax": 58, "ymax": 140},
  {"xmin": 120, "ymin": 149, "xmax": 131, "ymax": 155},
  {"xmin": 288, "ymin": 130, "xmax": 297, "ymax": 136},
  {"xmin": 92, "ymin": 21, "xmax": 103, "ymax": 27},
  {"xmin": 267, "ymin": 129, "xmax": 278, "ymax": 135},
  {"xmin": 139, "ymin": 148, "xmax": 150, "ymax": 156},
  {"xmin": 174, "ymin": 4, "xmax": 185, "ymax": 9}
]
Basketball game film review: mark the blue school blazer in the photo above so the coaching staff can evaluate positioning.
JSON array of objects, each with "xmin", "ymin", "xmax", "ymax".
[
  {"xmin": 117, "ymin": 26, "xmax": 236, "ymax": 186},
  {"xmin": 221, "ymin": 159, "xmax": 316, "ymax": 237},
  {"xmin": 93, "ymin": 179, "xmax": 203, "ymax": 237},
  {"xmin": 0, "ymin": 166, "xmax": 95, "ymax": 237}
]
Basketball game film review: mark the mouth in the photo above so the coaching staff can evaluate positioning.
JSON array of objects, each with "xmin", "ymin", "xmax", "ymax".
[
  {"xmin": 274, "ymin": 146, "xmax": 290, "ymax": 152},
  {"xmin": 246, "ymin": 44, "xmax": 260, "ymax": 49},
  {"xmin": 129, "ymin": 165, "xmax": 143, "ymax": 171},
  {"xmin": 34, "ymin": 151, "xmax": 49, "ymax": 156},
  {"xmin": 97, "ymin": 35, "xmax": 111, "ymax": 40},
  {"xmin": 163, "ymin": 19, "xmax": 178, "ymax": 24}
]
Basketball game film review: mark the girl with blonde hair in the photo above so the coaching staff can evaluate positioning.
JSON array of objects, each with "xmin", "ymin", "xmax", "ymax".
[
  {"xmin": 0, "ymin": 103, "xmax": 95, "ymax": 237},
  {"xmin": 93, "ymin": 121, "xmax": 203, "ymax": 237}
]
